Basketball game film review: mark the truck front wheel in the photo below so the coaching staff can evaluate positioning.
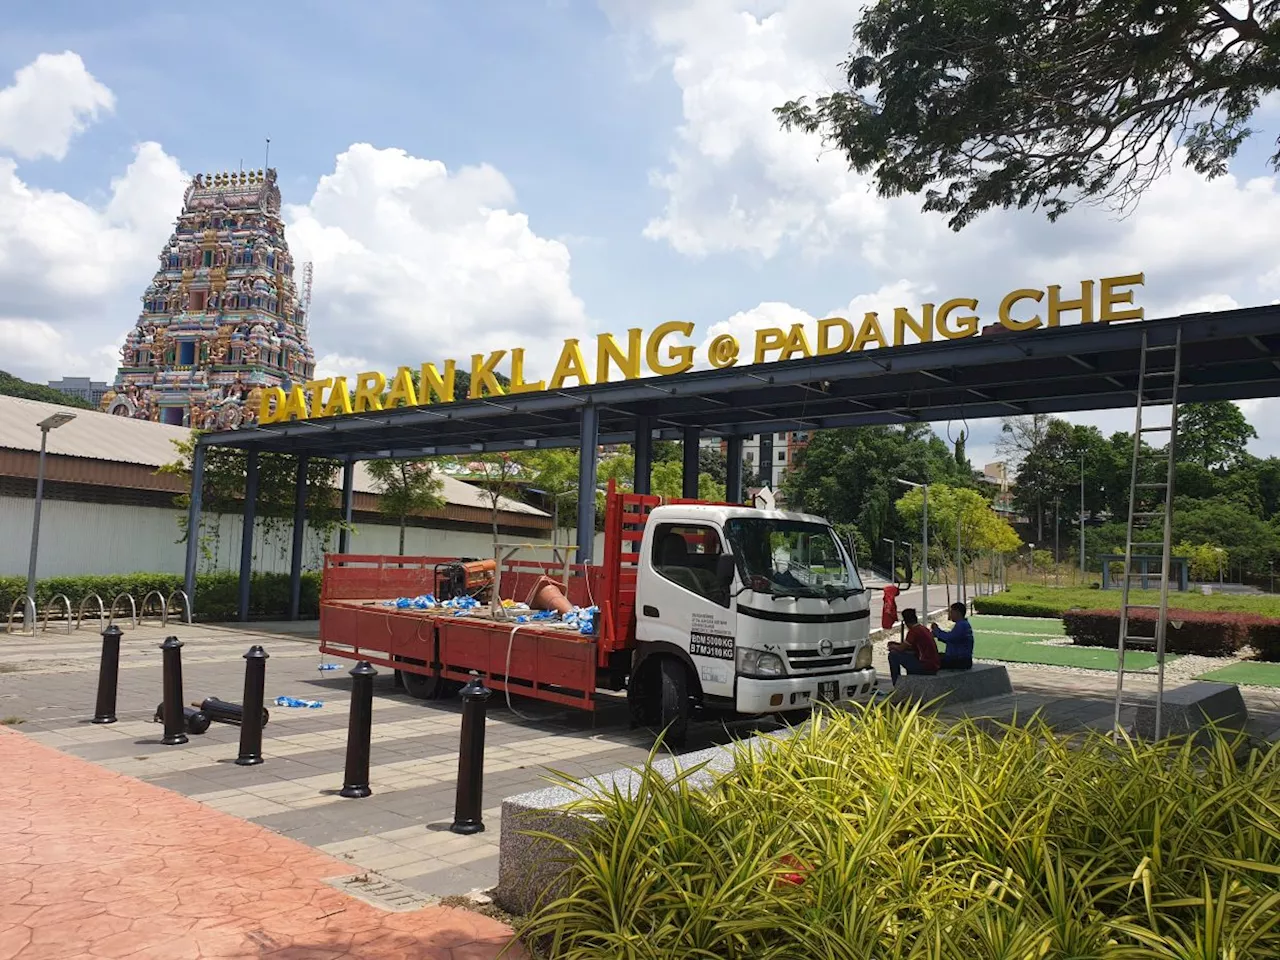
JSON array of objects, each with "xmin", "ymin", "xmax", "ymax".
[{"xmin": 657, "ymin": 657, "xmax": 691, "ymax": 748}]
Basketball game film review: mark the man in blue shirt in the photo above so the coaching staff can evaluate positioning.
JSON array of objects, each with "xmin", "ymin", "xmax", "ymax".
[{"xmin": 931, "ymin": 602, "xmax": 974, "ymax": 670}]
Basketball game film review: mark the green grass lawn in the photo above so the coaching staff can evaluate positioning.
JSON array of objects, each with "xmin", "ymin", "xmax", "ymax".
[
  {"xmin": 961, "ymin": 615, "xmax": 1169, "ymax": 671},
  {"xmin": 974, "ymin": 584, "xmax": 1280, "ymax": 618},
  {"xmin": 1195, "ymin": 661, "xmax": 1280, "ymax": 689}
]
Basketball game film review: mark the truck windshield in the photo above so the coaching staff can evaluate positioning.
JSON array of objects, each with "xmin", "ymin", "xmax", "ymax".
[{"xmin": 723, "ymin": 518, "xmax": 864, "ymax": 599}]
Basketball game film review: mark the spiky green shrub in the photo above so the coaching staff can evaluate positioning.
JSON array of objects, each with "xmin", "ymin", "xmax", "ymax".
[{"xmin": 518, "ymin": 704, "xmax": 1280, "ymax": 959}]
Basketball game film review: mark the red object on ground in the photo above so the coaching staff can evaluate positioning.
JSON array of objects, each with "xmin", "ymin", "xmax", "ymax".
[
  {"xmin": 881, "ymin": 584, "xmax": 900, "ymax": 630},
  {"xmin": 777, "ymin": 854, "xmax": 809, "ymax": 886},
  {"xmin": 0, "ymin": 726, "xmax": 525, "ymax": 959}
]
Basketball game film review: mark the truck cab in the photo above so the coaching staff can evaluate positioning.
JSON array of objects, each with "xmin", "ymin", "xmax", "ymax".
[{"xmin": 629, "ymin": 502, "xmax": 877, "ymax": 742}]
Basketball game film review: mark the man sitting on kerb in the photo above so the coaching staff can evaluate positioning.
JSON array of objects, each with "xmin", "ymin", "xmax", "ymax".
[{"xmin": 931, "ymin": 602, "xmax": 975, "ymax": 670}]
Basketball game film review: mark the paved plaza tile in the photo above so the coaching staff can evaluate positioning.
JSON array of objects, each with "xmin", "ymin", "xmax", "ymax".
[
  {"xmin": 2, "ymin": 614, "xmax": 1277, "ymax": 955},
  {"xmin": 0, "ymin": 724, "xmax": 525, "ymax": 959}
]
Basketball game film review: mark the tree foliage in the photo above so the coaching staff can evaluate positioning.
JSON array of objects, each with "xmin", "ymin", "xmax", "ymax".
[
  {"xmin": 365, "ymin": 458, "xmax": 444, "ymax": 555},
  {"xmin": 776, "ymin": 0, "xmax": 1280, "ymax": 229},
  {"xmin": 1178, "ymin": 400, "xmax": 1259, "ymax": 469},
  {"xmin": 0, "ymin": 370, "xmax": 93, "ymax": 409}
]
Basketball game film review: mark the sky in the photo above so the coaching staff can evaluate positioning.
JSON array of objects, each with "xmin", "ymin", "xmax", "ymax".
[{"xmin": 3, "ymin": 0, "xmax": 1279, "ymax": 468}]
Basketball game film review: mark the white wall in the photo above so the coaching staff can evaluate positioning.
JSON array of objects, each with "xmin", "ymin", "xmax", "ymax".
[{"xmin": 0, "ymin": 496, "xmax": 608, "ymax": 578}]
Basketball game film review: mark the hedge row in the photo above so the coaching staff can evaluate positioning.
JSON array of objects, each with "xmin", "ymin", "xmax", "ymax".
[
  {"xmin": 1063, "ymin": 607, "xmax": 1280, "ymax": 660},
  {"xmin": 0, "ymin": 572, "xmax": 321, "ymax": 622},
  {"xmin": 970, "ymin": 595, "xmax": 1068, "ymax": 619}
]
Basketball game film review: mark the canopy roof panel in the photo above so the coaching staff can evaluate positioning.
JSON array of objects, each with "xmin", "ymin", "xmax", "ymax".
[{"xmin": 200, "ymin": 306, "xmax": 1280, "ymax": 460}]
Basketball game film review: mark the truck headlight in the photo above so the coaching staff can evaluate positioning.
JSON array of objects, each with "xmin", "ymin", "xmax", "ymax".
[
  {"xmin": 737, "ymin": 647, "xmax": 784, "ymax": 677},
  {"xmin": 854, "ymin": 642, "xmax": 873, "ymax": 670}
]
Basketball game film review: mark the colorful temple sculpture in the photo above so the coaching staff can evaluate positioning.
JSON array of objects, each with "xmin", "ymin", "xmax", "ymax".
[{"xmin": 104, "ymin": 168, "xmax": 315, "ymax": 429}]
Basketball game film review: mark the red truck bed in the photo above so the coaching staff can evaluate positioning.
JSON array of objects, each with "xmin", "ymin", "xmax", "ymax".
[{"xmin": 316, "ymin": 485, "xmax": 661, "ymax": 710}]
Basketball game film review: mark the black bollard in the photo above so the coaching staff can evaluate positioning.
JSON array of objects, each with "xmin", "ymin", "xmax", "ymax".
[
  {"xmin": 340, "ymin": 661, "xmax": 378, "ymax": 799},
  {"xmin": 195, "ymin": 697, "xmax": 270, "ymax": 727},
  {"xmin": 154, "ymin": 704, "xmax": 211, "ymax": 735},
  {"xmin": 236, "ymin": 646, "xmax": 270, "ymax": 766},
  {"xmin": 450, "ymin": 674, "xmax": 492, "ymax": 835},
  {"xmin": 93, "ymin": 625, "xmax": 123, "ymax": 724},
  {"xmin": 160, "ymin": 636, "xmax": 188, "ymax": 746}
]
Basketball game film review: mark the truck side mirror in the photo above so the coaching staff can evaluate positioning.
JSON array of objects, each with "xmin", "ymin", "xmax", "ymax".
[{"xmin": 715, "ymin": 553, "xmax": 737, "ymax": 589}]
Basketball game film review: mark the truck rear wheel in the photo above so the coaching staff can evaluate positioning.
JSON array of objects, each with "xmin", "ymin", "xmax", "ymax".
[
  {"xmin": 394, "ymin": 657, "xmax": 456, "ymax": 701},
  {"xmin": 658, "ymin": 657, "xmax": 691, "ymax": 747}
]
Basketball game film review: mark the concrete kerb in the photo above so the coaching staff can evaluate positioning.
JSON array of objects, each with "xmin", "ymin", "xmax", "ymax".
[
  {"xmin": 891, "ymin": 663, "xmax": 1015, "ymax": 706},
  {"xmin": 1133, "ymin": 681, "xmax": 1249, "ymax": 741},
  {"xmin": 495, "ymin": 727, "xmax": 799, "ymax": 916}
]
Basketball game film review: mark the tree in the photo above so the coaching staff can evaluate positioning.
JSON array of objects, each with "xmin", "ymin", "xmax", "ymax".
[
  {"xmin": 651, "ymin": 460, "xmax": 724, "ymax": 502},
  {"xmin": 1177, "ymin": 401, "xmax": 1258, "ymax": 470},
  {"xmin": 782, "ymin": 424, "xmax": 973, "ymax": 573},
  {"xmin": 442, "ymin": 452, "xmax": 529, "ymax": 545},
  {"xmin": 161, "ymin": 438, "xmax": 342, "ymax": 572},
  {"xmin": 897, "ymin": 483, "xmax": 1022, "ymax": 597},
  {"xmin": 775, "ymin": 1, "xmax": 1280, "ymax": 230},
  {"xmin": 365, "ymin": 459, "xmax": 444, "ymax": 555},
  {"xmin": 698, "ymin": 445, "xmax": 727, "ymax": 483}
]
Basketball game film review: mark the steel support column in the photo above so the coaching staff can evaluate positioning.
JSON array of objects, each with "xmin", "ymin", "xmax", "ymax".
[
  {"xmin": 183, "ymin": 443, "xmax": 206, "ymax": 614},
  {"xmin": 576, "ymin": 405, "xmax": 599, "ymax": 565},
  {"xmin": 237, "ymin": 451, "xmax": 259, "ymax": 622},
  {"xmin": 725, "ymin": 436, "xmax": 744, "ymax": 503},
  {"xmin": 338, "ymin": 459, "xmax": 355, "ymax": 554},
  {"xmin": 681, "ymin": 426, "xmax": 700, "ymax": 499},
  {"xmin": 288, "ymin": 456, "xmax": 309, "ymax": 621},
  {"xmin": 633, "ymin": 416, "xmax": 652, "ymax": 495}
]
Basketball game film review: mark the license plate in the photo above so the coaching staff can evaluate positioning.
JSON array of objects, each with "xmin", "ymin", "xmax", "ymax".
[{"xmin": 817, "ymin": 681, "xmax": 839, "ymax": 701}]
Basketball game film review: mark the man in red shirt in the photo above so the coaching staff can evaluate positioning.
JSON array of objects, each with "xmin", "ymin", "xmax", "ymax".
[{"xmin": 887, "ymin": 608, "xmax": 940, "ymax": 685}]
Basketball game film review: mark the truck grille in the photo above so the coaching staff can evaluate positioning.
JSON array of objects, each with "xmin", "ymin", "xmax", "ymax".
[{"xmin": 786, "ymin": 645, "xmax": 857, "ymax": 672}]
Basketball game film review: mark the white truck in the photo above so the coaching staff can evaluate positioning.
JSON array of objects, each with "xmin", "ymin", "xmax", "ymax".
[{"xmin": 319, "ymin": 484, "xmax": 880, "ymax": 745}]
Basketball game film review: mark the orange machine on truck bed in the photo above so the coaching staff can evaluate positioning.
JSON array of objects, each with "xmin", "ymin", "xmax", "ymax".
[{"xmin": 319, "ymin": 483, "xmax": 877, "ymax": 742}]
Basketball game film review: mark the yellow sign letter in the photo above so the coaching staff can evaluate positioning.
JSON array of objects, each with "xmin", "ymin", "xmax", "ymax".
[
  {"xmin": 419, "ymin": 360, "xmax": 456, "ymax": 405},
  {"xmin": 258, "ymin": 386, "xmax": 286, "ymax": 424},
  {"xmin": 646, "ymin": 321, "xmax": 695, "ymax": 375},
  {"xmin": 322, "ymin": 377, "xmax": 352, "ymax": 417},
  {"xmin": 936, "ymin": 299, "xmax": 980, "ymax": 340},
  {"xmin": 779, "ymin": 324, "xmax": 814, "ymax": 361},
  {"xmin": 549, "ymin": 340, "xmax": 593, "ymax": 389},
  {"xmin": 853, "ymin": 312, "xmax": 887, "ymax": 352},
  {"xmin": 1099, "ymin": 273, "xmax": 1145, "ymax": 323},
  {"xmin": 469, "ymin": 351, "xmax": 507, "ymax": 398},
  {"xmin": 1048, "ymin": 281, "xmax": 1095, "ymax": 326},
  {"xmin": 508, "ymin": 348, "xmax": 547, "ymax": 394},
  {"xmin": 816, "ymin": 317, "xmax": 853, "ymax": 356},
  {"xmin": 893, "ymin": 305, "xmax": 934, "ymax": 347},
  {"xmin": 303, "ymin": 378, "xmax": 332, "ymax": 417},
  {"xmin": 753, "ymin": 327, "xmax": 786, "ymax": 364},
  {"xmin": 383, "ymin": 367, "xmax": 418, "ymax": 408},
  {"xmin": 999, "ymin": 289, "xmax": 1044, "ymax": 331},
  {"xmin": 597, "ymin": 329, "xmax": 643, "ymax": 382},
  {"xmin": 353, "ymin": 372, "xmax": 386, "ymax": 412}
]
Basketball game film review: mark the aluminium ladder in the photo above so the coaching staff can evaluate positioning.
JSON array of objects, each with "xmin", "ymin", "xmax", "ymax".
[{"xmin": 1113, "ymin": 327, "xmax": 1182, "ymax": 739}]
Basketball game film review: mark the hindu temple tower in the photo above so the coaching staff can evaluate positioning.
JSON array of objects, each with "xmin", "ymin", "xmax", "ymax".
[{"xmin": 104, "ymin": 167, "xmax": 315, "ymax": 429}]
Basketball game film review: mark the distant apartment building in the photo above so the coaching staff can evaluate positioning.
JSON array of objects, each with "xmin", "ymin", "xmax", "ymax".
[
  {"xmin": 983, "ymin": 461, "xmax": 1016, "ymax": 514},
  {"xmin": 705, "ymin": 430, "xmax": 811, "ymax": 490},
  {"xmin": 46, "ymin": 377, "xmax": 110, "ymax": 407}
]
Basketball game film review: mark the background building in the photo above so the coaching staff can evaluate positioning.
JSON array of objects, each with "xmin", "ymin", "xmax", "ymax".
[
  {"xmin": 46, "ymin": 377, "xmax": 110, "ymax": 407},
  {"xmin": 0, "ymin": 396, "xmax": 555, "ymax": 578},
  {"xmin": 105, "ymin": 168, "xmax": 314, "ymax": 430}
]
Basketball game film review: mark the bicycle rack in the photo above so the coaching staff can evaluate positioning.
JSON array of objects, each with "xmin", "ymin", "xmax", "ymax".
[
  {"xmin": 140, "ymin": 590, "xmax": 168, "ymax": 626},
  {"xmin": 108, "ymin": 593, "xmax": 138, "ymax": 629},
  {"xmin": 6, "ymin": 596, "xmax": 35, "ymax": 636},
  {"xmin": 76, "ymin": 594, "xmax": 106, "ymax": 630},
  {"xmin": 167, "ymin": 590, "xmax": 192, "ymax": 625},
  {"xmin": 42, "ymin": 595, "xmax": 72, "ymax": 635}
]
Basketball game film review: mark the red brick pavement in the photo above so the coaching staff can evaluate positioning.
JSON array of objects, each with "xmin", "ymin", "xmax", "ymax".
[{"xmin": 0, "ymin": 727, "xmax": 527, "ymax": 959}]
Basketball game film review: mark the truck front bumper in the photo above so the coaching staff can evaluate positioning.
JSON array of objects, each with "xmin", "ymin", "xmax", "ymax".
[{"xmin": 736, "ymin": 667, "xmax": 879, "ymax": 714}]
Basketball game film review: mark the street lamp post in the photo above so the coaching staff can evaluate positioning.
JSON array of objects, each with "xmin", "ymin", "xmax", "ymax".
[
  {"xmin": 26, "ymin": 412, "xmax": 77, "ymax": 624},
  {"xmin": 1079, "ymin": 452, "xmax": 1086, "ymax": 577},
  {"xmin": 896, "ymin": 479, "xmax": 928, "ymax": 617}
]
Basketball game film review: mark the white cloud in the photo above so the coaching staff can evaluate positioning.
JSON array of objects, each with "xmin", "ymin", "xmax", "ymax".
[
  {"xmin": 0, "ymin": 142, "xmax": 186, "ymax": 382},
  {"xmin": 286, "ymin": 143, "xmax": 592, "ymax": 379},
  {"xmin": 0, "ymin": 52, "xmax": 115, "ymax": 161},
  {"xmin": 615, "ymin": 0, "xmax": 1280, "ymax": 455}
]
